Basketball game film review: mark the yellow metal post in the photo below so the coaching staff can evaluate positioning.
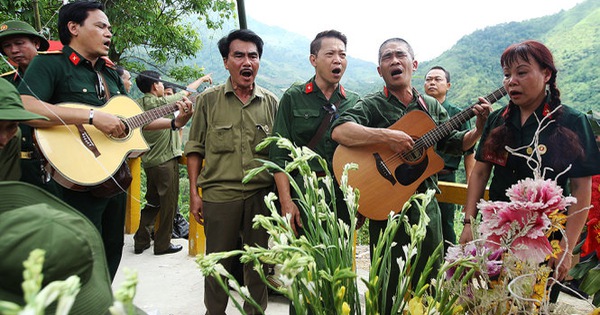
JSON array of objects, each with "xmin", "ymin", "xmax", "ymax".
[
  {"xmin": 125, "ymin": 158, "xmax": 142, "ymax": 233},
  {"xmin": 179, "ymin": 156, "xmax": 206, "ymax": 256}
]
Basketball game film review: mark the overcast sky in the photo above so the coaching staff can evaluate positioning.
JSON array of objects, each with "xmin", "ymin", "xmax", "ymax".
[{"xmin": 244, "ymin": 0, "xmax": 586, "ymax": 64}]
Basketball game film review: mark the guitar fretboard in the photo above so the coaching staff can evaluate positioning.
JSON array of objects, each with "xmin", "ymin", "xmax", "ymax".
[
  {"xmin": 126, "ymin": 103, "xmax": 179, "ymax": 129},
  {"xmin": 411, "ymin": 87, "xmax": 507, "ymax": 153}
]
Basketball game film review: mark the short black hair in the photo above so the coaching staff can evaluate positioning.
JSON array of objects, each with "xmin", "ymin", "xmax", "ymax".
[
  {"xmin": 378, "ymin": 38, "xmax": 414, "ymax": 64},
  {"xmin": 426, "ymin": 66, "xmax": 451, "ymax": 83},
  {"xmin": 310, "ymin": 30, "xmax": 347, "ymax": 55},
  {"xmin": 58, "ymin": 1, "xmax": 104, "ymax": 45},
  {"xmin": 135, "ymin": 70, "xmax": 160, "ymax": 93},
  {"xmin": 163, "ymin": 83, "xmax": 177, "ymax": 93},
  {"xmin": 115, "ymin": 65, "xmax": 125, "ymax": 77},
  {"xmin": 217, "ymin": 29, "xmax": 264, "ymax": 59}
]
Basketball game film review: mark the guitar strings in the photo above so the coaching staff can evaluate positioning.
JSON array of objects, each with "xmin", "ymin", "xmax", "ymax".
[
  {"xmin": 4, "ymin": 54, "xmax": 145, "ymax": 205},
  {"xmin": 379, "ymin": 87, "xmax": 506, "ymax": 170}
]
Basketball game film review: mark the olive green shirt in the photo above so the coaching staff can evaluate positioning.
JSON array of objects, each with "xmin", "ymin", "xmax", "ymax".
[
  {"xmin": 138, "ymin": 91, "xmax": 187, "ymax": 168},
  {"xmin": 331, "ymin": 87, "xmax": 468, "ymax": 193},
  {"xmin": 18, "ymin": 46, "xmax": 126, "ymax": 104},
  {"xmin": 0, "ymin": 129, "xmax": 21, "ymax": 181},
  {"xmin": 184, "ymin": 79, "xmax": 279, "ymax": 202},
  {"xmin": 269, "ymin": 77, "xmax": 360, "ymax": 173}
]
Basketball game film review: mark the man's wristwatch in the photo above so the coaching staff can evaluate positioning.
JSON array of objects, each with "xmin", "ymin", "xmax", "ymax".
[{"xmin": 171, "ymin": 119, "xmax": 180, "ymax": 131}]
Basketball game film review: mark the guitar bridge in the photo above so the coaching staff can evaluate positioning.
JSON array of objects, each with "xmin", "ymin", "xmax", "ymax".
[{"xmin": 373, "ymin": 153, "xmax": 396, "ymax": 185}]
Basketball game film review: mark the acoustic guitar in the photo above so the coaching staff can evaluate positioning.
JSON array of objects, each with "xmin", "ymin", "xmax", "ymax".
[
  {"xmin": 332, "ymin": 87, "xmax": 507, "ymax": 220},
  {"xmin": 34, "ymin": 95, "xmax": 180, "ymax": 190}
]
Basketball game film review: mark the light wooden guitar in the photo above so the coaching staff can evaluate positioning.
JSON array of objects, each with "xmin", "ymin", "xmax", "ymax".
[
  {"xmin": 34, "ymin": 95, "xmax": 180, "ymax": 189},
  {"xmin": 332, "ymin": 87, "xmax": 507, "ymax": 220}
]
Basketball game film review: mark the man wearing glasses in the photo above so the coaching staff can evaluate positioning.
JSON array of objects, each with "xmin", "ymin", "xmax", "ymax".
[{"xmin": 269, "ymin": 30, "xmax": 360, "ymax": 236}]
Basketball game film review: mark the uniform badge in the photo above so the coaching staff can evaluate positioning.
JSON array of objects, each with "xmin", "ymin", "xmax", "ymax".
[
  {"xmin": 305, "ymin": 82, "xmax": 313, "ymax": 94},
  {"xmin": 69, "ymin": 52, "xmax": 81, "ymax": 65}
]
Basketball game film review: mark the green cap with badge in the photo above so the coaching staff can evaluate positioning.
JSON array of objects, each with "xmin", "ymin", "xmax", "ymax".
[
  {"xmin": 0, "ymin": 78, "xmax": 47, "ymax": 121},
  {"xmin": 0, "ymin": 20, "xmax": 50, "ymax": 53}
]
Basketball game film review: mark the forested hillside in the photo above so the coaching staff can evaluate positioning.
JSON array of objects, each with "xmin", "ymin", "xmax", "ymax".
[
  {"xmin": 414, "ymin": 0, "xmax": 599, "ymax": 110},
  {"xmin": 186, "ymin": 0, "xmax": 598, "ymax": 111}
]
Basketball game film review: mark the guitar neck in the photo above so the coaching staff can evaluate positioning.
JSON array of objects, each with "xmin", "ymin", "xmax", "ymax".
[
  {"xmin": 419, "ymin": 86, "xmax": 507, "ymax": 148},
  {"xmin": 125, "ymin": 102, "xmax": 179, "ymax": 130}
]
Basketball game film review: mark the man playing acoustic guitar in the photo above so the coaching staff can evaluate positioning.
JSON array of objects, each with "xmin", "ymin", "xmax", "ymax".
[
  {"xmin": 331, "ymin": 38, "xmax": 492, "ymax": 315},
  {"xmin": 17, "ymin": 1, "xmax": 192, "ymax": 280}
]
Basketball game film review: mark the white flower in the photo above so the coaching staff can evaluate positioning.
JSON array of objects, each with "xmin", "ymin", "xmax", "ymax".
[{"xmin": 214, "ymin": 264, "xmax": 228, "ymax": 277}]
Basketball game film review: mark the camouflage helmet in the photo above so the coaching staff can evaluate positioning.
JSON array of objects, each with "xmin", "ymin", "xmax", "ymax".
[{"xmin": 0, "ymin": 20, "xmax": 50, "ymax": 54}]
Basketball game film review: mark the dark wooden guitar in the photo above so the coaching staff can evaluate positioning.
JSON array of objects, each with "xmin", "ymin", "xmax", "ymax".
[
  {"xmin": 332, "ymin": 87, "xmax": 507, "ymax": 220},
  {"xmin": 34, "ymin": 95, "xmax": 181, "ymax": 189}
]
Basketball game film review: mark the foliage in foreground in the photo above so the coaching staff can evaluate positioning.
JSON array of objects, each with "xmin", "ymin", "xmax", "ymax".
[
  {"xmin": 0, "ymin": 249, "xmax": 139, "ymax": 315},
  {"xmin": 196, "ymin": 132, "xmax": 597, "ymax": 314}
]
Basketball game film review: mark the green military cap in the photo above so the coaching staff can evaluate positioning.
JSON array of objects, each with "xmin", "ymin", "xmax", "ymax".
[
  {"xmin": 587, "ymin": 110, "xmax": 600, "ymax": 137},
  {"xmin": 0, "ymin": 20, "xmax": 50, "ymax": 53},
  {"xmin": 0, "ymin": 182, "xmax": 114, "ymax": 314},
  {"xmin": 0, "ymin": 78, "xmax": 47, "ymax": 121}
]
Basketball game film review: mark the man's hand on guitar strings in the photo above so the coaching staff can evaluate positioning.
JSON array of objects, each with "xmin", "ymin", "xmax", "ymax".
[
  {"xmin": 387, "ymin": 129, "xmax": 415, "ymax": 154},
  {"xmin": 473, "ymin": 98, "xmax": 492, "ymax": 131},
  {"xmin": 93, "ymin": 110, "xmax": 126, "ymax": 138},
  {"xmin": 174, "ymin": 97, "xmax": 194, "ymax": 128}
]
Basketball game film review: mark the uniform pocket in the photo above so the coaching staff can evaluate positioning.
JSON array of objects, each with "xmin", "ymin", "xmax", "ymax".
[
  {"xmin": 291, "ymin": 107, "xmax": 321, "ymax": 140},
  {"xmin": 208, "ymin": 123, "xmax": 234, "ymax": 153}
]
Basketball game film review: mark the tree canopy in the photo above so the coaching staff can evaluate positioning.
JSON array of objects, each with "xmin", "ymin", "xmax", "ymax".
[{"xmin": 0, "ymin": 0, "xmax": 236, "ymax": 81}]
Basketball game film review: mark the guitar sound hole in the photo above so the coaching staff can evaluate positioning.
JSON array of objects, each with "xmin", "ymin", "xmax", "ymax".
[{"xmin": 395, "ymin": 155, "xmax": 428, "ymax": 186}]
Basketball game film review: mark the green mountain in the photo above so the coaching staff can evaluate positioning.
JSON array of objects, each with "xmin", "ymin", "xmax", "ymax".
[
  {"xmin": 414, "ymin": 0, "xmax": 599, "ymax": 111},
  {"xmin": 157, "ymin": 0, "xmax": 599, "ymax": 112}
]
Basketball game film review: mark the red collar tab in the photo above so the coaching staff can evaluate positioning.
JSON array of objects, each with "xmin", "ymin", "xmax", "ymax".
[
  {"xmin": 383, "ymin": 86, "xmax": 389, "ymax": 97},
  {"xmin": 501, "ymin": 105, "xmax": 510, "ymax": 119},
  {"xmin": 69, "ymin": 52, "xmax": 81, "ymax": 65},
  {"xmin": 102, "ymin": 56, "xmax": 115, "ymax": 68},
  {"xmin": 305, "ymin": 82, "xmax": 314, "ymax": 94},
  {"xmin": 542, "ymin": 103, "xmax": 552, "ymax": 118},
  {"xmin": 339, "ymin": 85, "xmax": 346, "ymax": 98}
]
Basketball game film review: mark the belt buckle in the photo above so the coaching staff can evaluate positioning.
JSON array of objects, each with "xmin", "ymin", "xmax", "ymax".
[{"xmin": 20, "ymin": 151, "xmax": 33, "ymax": 159}]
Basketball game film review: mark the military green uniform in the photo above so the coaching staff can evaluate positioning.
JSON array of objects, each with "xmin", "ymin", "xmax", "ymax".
[
  {"xmin": 435, "ymin": 99, "xmax": 473, "ymax": 252},
  {"xmin": 477, "ymin": 103, "xmax": 600, "ymax": 199},
  {"xmin": 269, "ymin": 77, "xmax": 360, "ymax": 226},
  {"xmin": 0, "ymin": 77, "xmax": 47, "ymax": 181},
  {"xmin": 2, "ymin": 68, "xmax": 61, "ymax": 196},
  {"xmin": 133, "ymin": 91, "xmax": 186, "ymax": 253},
  {"xmin": 332, "ymin": 87, "xmax": 468, "ymax": 315},
  {"xmin": 184, "ymin": 79, "xmax": 278, "ymax": 314},
  {"xmin": 0, "ymin": 130, "xmax": 21, "ymax": 181},
  {"xmin": 18, "ymin": 46, "xmax": 128, "ymax": 280}
]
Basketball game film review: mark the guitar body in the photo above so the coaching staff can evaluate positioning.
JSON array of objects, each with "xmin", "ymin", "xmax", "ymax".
[
  {"xmin": 333, "ymin": 110, "xmax": 444, "ymax": 220},
  {"xmin": 34, "ymin": 96, "xmax": 149, "ymax": 189}
]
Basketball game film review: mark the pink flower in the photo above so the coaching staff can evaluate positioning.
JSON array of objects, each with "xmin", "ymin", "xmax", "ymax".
[{"xmin": 477, "ymin": 178, "xmax": 574, "ymax": 264}]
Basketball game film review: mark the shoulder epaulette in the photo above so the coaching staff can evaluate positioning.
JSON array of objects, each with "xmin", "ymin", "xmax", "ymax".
[
  {"xmin": 0, "ymin": 69, "xmax": 17, "ymax": 78},
  {"xmin": 38, "ymin": 50, "xmax": 63, "ymax": 55}
]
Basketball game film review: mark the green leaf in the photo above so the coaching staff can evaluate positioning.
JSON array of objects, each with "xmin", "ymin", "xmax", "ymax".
[
  {"xmin": 569, "ymin": 254, "xmax": 599, "ymax": 279},
  {"xmin": 579, "ymin": 265, "xmax": 600, "ymax": 294}
]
